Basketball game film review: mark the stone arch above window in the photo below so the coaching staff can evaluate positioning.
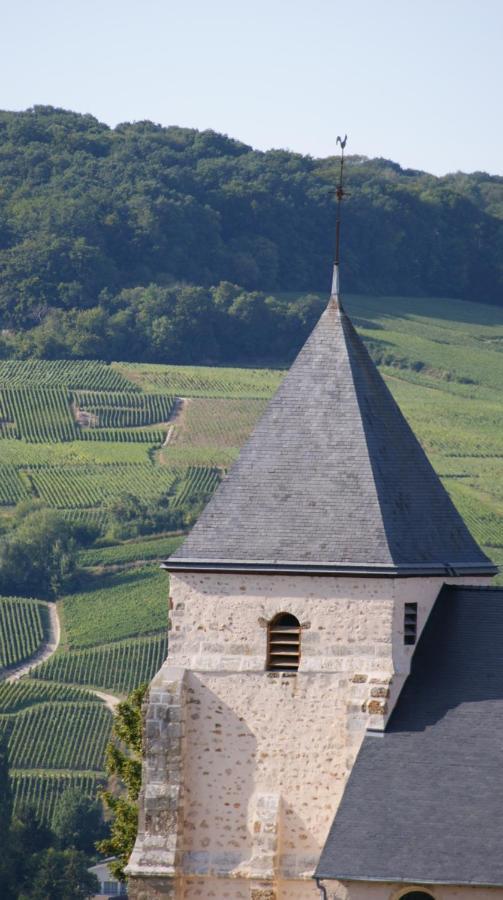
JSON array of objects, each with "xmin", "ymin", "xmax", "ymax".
[
  {"xmin": 394, "ymin": 889, "xmax": 436, "ymax": 900},
  {"xmin": 267, "ymin": 612, "xmax": 301, "ymax": 672}
]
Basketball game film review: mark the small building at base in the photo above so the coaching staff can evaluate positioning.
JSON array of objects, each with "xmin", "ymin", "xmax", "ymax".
[
  {"xmin": 88, "ymin": 858, "xmax": 128, "ymax": 898},
  {"xmin": 126, "ymin": 294, "xmax": 499, "ymax": 900}
]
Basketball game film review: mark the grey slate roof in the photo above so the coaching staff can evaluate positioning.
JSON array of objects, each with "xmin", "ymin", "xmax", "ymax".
[
  {"xmin": 167, "ymin": 298, "xmax": 495, "ymax": 575},
  {"xmin": 315, "ymin": 585, "xmax": 503, "ymax": 887}
]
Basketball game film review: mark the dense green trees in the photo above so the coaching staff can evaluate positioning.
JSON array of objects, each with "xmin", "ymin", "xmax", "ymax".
[
  {"xmin": 0, "ymin": 746, "xmax": 100, "ymax": 899},
  {"xmin": 0, "ymin": 502, "xmax": 97, "ymax": 599},
  {"xmin": 98, "ymin": 684, "xmax": 147, "ymax": 880},
  {"xmin": 20, "ymin": 848, "xmax": 98, "ymax": 900},
  {"xmin": 0, "ymin": 508, "xmax": 78, "ymax": 599},
  {"xmin": 5, "ymin": 281, "xmax": 325, "ymax": 365},
  {"xmin": 0, "ymin": 106, "xmax": 501, "ymax": 364},
  {"xmin": 52, "ymin": 789, "xmax": 106, "ymax": 855}
]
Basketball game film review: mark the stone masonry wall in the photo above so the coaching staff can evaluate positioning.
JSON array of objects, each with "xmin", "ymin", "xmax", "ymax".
[{"xmin": 129, "ymin": 572, "xmax": 489, "ymax": 899}]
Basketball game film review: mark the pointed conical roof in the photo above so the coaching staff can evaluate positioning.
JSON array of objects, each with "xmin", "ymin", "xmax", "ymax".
[{"xmin": 167, "ymin": 298, "xmax": 495, "ymax": 576}]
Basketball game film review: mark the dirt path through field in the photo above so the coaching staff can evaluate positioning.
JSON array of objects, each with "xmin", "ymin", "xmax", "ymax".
[
  {"xmin": 162, "ymin": 397, "xmax": 188, "ymax": 447},
  {"xmin": 2, "ymin": 603, "xmax": 121, "ymax": 712},
  {"xmin": 92, "ymin": 690, "xmax": 120, "ymax": 712},
  {"xmin": 4, "ymin": 602, "xmax": 61, "ymax": 683}
]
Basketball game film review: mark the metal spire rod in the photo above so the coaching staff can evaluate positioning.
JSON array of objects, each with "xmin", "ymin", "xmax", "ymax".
[{"xmin": 331, "ymin": 133, "xmax": 347, "ymax": 299}]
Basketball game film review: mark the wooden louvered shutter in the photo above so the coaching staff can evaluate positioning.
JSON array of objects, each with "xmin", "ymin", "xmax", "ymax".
[
  {"xmin": 404, "ymin": 602, "xmax": 418, "ymax": 645},
  {"xmin": 267, "ymin": 613, "xmax": 301, "ymax": 671}
]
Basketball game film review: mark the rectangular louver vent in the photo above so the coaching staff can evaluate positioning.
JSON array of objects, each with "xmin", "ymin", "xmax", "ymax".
[
  {"xmin": 404, "ymin": 602, "xmax": 418, "ymax": 645},
  {"xmin": 267, "ymin": 621, "xmax": 301, "ymax": 671}
]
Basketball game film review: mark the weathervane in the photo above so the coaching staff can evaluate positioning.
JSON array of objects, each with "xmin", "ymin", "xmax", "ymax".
[{"xmin": 331, "ymin": 133, "xmax": 348, "ymax": 299}]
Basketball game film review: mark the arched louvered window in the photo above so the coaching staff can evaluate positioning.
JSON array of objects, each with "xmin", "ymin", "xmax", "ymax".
[
  {"xmin": 267, "ymin": 613, "xmax": 301, "ymax": 671},
  {"xmin": 398, "ymin": 892, "xmax": 436, "ymax": 900}
]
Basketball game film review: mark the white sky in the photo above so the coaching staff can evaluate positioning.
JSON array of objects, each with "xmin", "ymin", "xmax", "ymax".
[{"xmin": 2, "ymin": 0, "xmax": 502, "ymax": 175}]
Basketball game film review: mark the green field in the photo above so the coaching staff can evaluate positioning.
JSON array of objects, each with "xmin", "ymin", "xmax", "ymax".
[
  {"xmin": 0, "ymin": 359, "xmax": 134, "ymax": 391},
  {"xmin": 60, "ymin": 567, "xmax": 168, "ymax": 649},
  {"xmin": 78, "ymin": 533, "xmax": 184, "ymax": 568},
  {"xmin": 0, "ymin": 290, "xmax": 501, "ymax": 824},
  {"xmin": 72, "ymin": 390, "xmax": 176, "ymax": 428},
  {"xmin": 0, "ymin": 702, "xmax": 111, "ymax": 770},
  {"xmin": 0, "ymin": 596, "xmax": 49, "ymax": 671},
  {"xmin": 163, "ymin": 397, "xmax": 268, "ymax": 466},
  {"xmin": 114, "ymin": 362, "xmax": 283, "ymax": 398},
  {"xmin": 0, "ymin": 680, "xmax": 100, "ymax": 713},
  {"xmin": 0, "ymin": 679, "xmax": 109, "ymax": 824},
  {"xmin": 0, "ymin": 462, "xmax": 219, "ymax": 511},
  {"xmin": 10, "ymin": 772, "xmax": 103, "ymax": 827},
  {"xmin": 32, "ymin": 634, "xmax": 167, "ymax": 694}
]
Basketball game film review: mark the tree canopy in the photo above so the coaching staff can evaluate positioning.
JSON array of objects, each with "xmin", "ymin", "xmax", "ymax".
[
  {"xmin": 97, "ymin": 683, "xmax": 147, "ymax": 880},
  {"xmin": 0, "ymin": 107, "xmax": 501, "ymax": 364},
  {"xmin": 0, "ymin": 502, "xmax": 97, "ymax": 599}
]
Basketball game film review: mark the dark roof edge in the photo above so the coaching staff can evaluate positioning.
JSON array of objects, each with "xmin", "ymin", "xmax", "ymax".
[
  {"xmin": 162, "ymin": 559, "xmax": 498, "ymax": 577},
  {"xmin": 314, "ymin": 873, "xmax": 503, "ymax": 888}
]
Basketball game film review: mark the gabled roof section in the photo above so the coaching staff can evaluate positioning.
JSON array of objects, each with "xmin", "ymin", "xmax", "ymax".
[
  {"xmin": 315, "ymin": 585, "xmax": 503, "ymax": 887},
  {"xmin": 167, "ymin": 298, "xmax": 495, "ymax": 576}
]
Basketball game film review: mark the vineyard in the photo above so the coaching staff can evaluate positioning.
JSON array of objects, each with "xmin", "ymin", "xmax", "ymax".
[
  {"xmin": 32, "ymin": 633, "xmax": 168, "ymax": 693},
  {"xmin": 0, "ymin": 359, "xmax": 134, "ymax": 391},
  {"xmin": 60, "ymin": 566, "xmax": 168, "ymax": 648},
  {"xmin": 0, "ymin": 678, "xmax": 110, "ymax": 825},
  {"xmin": 0, "ymin": 462, "xmax": 220, "ymax": 513},
  {"xmin": 0, "ymin": 597, "xmax": 48, "ymax": 670},
  {"xmin": 0, "ymin": 386, "xmax": 77, "ymax": 442},
  {"xmin": 61, "ymin": 508, "xmax": 112, "ymax": 532},
  {"xmin": 27, "ymin": 463, "xmax": 179, "ymax": 508},
  {"xmin": 172, "ymin": 466, "xmax": 221, "ymax": 506},
  {"xmin": 114, "ymin": 361, "xmax": 283, "ymax": 398},
  {"xmin": 167, "ymin": 398, "xmax": 268, "ymax": 459},
  {"xmin": 78, "ymin": 426, "xmax": 166, "ymax": 443},
  {"xmin": 0, "ymin": 680, "xmax": 99, "ymax": 713},
  {"xmin": 78, "ymin": 533, "xmax": 184, "ymax": 567},
  {"xmin": 73, "ymin": 390, "xmax": 176, "ymax": 427},
  {"xmin": 0, "ymin": 465, "xmax": 28, "ymax": 505},
  {"xmin": 10, "ymin": 772, "xmax": 103, "ymax": 826},
  {"xmin": 0, "ymin": 293, "xmax": 501, "ymax": 835},
  {"xmin": 0, "ymin": 386, "xmax": 169, "ymax": 446},
  {"xmin": 0, "ymin": 702, "xmax": 112, "ymax": 770}
]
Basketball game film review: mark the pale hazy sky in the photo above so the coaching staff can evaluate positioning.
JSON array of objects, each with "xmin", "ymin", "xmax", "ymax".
[{"xmin": 2, "ymin": 0, "xmax": 502, "ymax": 175}]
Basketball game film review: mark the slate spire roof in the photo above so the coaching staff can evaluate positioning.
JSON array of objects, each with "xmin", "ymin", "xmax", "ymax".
[{"xmin": 167, "ymin": 296, "xmax": 495, "ymax": 576}]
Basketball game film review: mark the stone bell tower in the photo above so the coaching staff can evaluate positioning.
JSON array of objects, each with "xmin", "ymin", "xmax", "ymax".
[
  {"xmin": 126, "ymin": 290, "xmax": 494, "ymax": 900},
  {"xmin": 126, "ymin": 143, "xmax": 495, "ymax": 899}
]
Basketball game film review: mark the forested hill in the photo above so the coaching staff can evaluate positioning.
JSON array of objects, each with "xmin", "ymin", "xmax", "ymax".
[{"xmin": 0, "ymin": 106, "xmax": 502, "ymax": 365}]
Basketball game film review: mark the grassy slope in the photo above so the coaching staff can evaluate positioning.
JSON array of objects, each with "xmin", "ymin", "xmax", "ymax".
[
  {"xmin": 1, "ymin": 291, "xmax": 502, "ymax": 818},
  {"xmin": 59, "ymin": 567, "xmax": 168, "ymax": 648},
  {"xmin": 342, "ymin": 294, "xmax": 503, "ymax": 577},
  {"xmin": 113, "ymin": 362, "xmax": 283, "ymax": 397},
  {"xmin": 0, "ymin": 596, "xmax": 49, "ymax": 671}
]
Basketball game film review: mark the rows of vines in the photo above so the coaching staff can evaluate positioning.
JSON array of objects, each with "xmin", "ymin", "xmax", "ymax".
[
  {"xmin": 0, "ymin": 702, "xmax": 112, "ymax": 770},
  {"xmin": 0, "ymin": 387, "xmax": 77, "ymax": 442},
  {"xmin": 10, "ymin": 772, "xmax": 104, "ymax": 826},
  {"xmin": 0, "ymin": 597, "xmax": 47, "ymax": 669},
  {"xmin": 0, "ymin": 680, "xmax": 99, "ymax": 713},
  {"xmin": 28, "ymin": 463, "xmax": 179, "ymax": 508},
  {"xmin": 173, "ymin": 466, "xmax": 221, "ymax": 507},
  {"xmin": 73, "ymin": 390, "xmax": 175, "ymax": 427},
  {"xmin": 32, "ymin": 634, "xmax": 168, "ymax": 693},
  {"xmin": 0, "ymin": 465, "xmax": 28, "ymax": 505},
  {"xmin": 79, "ymin": 427, "xmax": 165, "ymax": 443},
  {"xmin": 0, "ymin": 359, "xmax": 135, "ymax": 391}
]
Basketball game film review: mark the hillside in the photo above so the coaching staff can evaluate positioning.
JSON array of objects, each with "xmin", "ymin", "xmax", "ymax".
[
  {"xmin": 0, "ymin": 291, "xmax": 501, "ymax": 827},
  {"xmin": 0, "ymin": 107, "xmax": 502, "ymax": 368}
]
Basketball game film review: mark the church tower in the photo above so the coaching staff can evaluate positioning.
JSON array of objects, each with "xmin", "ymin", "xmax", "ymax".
[{"xmin": 127, "ymin": 152, "xmax": 495, "ymax": 900}]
